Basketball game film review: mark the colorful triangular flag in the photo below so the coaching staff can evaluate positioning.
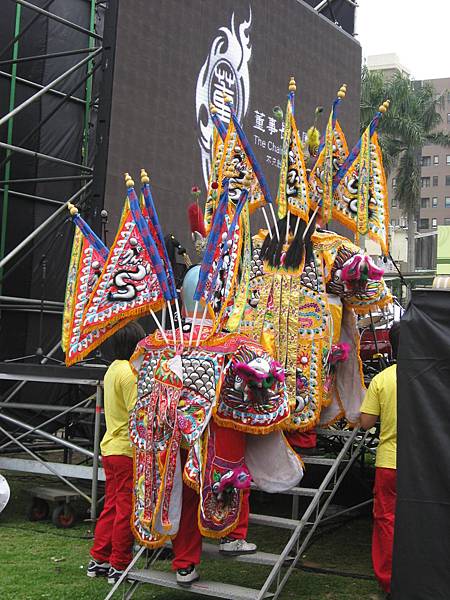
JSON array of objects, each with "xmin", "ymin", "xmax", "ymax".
[
  {"xmin": 332, "ymin": 102, "xmax": 390, "ymax": 254},
  {"xmin": 308, "ymin": 85, "xmax": 348, "ymax": 222},
  {"xmin": 63, "ymin": 206, "xmax": 130, "ymax": 366},
  {"xmin": 82, "ymin": 194, "xmax": 165, "ymax": 334},
  {"xmin": 276, "ymin": 78, "xmax": 310, "ymax": 223}
]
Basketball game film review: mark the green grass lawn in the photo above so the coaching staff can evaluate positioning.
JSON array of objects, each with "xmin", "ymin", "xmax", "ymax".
[{"xmin": 0, "ymin": 474, "xmax": 383, "ymax": 600}]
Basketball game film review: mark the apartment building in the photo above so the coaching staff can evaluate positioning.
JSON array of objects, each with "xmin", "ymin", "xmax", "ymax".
[
  {"xmin": 414, "ymin": 77, "xmax": 450, "ymax": 233},
  {"xmin": 368, "ymin": 55, "xmax": 450, "ymax": 234}
]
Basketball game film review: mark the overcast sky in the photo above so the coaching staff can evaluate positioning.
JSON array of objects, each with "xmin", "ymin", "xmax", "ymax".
[{"xmin": 356, "ymin": 0, "xmax": 449, "ymax": 80}]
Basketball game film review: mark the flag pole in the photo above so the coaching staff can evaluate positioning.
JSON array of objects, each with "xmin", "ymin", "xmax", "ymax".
[
  {"xmin": 167, "ymin": 301, "xmax": 177, "ymax": 351},
  {"xmin": 188, "ymin": 300, "xmax": 199, "ymax": 347},
  {"xmin": 195, "ymin": 303, "xmax": 209, "ymax": 347},
  {"xmin": 150, "ymin": 309, "xmax": 169, "ymax": 344}
]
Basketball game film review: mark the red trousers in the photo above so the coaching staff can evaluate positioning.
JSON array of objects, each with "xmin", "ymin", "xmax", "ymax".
[
  {"xmin": 90, "ymin": 455, "xmax": 134, "ymax": 570},
  {"xmin": 286, "ymin": 429, "xmax": 317, "ymax": 449},
  {"xmin": 372, "ymin": 467, "xmax": 397, "ymax": 593},
  {"xmin": 172, "ymin": 422, "xmax": 249, "ymax": 570}
]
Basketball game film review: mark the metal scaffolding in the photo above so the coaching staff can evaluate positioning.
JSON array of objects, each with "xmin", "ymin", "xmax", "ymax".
[{"xmin": 0, "ymin": 0, "xmax": 106, "ymax": 519}]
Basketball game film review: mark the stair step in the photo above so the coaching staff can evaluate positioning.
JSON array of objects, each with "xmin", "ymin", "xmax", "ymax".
[
  {"xmin": 249, "ymin": 513, "xmax": 299, "ymax": 529},
  {"xmin": 316, "ymin": 428, "xmax": 354, "ymax": 438},
  {"xmin": 302, "ymin": 456, "xmax": 337, "ymax": 466},
  {"xmin": 251, "ymin": 482, "xmax": 319, "ymax": 497},
  {"xmin": 201, "ymin": 542, "xmax": 290, "ymax": 566},
  {"xmin": 128, "ymin": 568, "xmax": 274, "ymax": 599}
]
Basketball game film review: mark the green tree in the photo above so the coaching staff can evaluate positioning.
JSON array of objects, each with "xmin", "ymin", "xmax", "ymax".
[{"xmin": 360, "ymin": 66, "xmax": 450, "ymax": 271}]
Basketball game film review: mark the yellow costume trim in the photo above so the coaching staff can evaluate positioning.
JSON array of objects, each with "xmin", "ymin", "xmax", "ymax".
[
  {"xmin": 62, "ymin": 227, "xmax": 83, "ymax": 352},
  {"xmin": 253, "ymin": 275, "xmax": 273, "ymax": 342},
  {"xmin": 212, "ymin": 411, "xmax": 290, "ymax": 436}
]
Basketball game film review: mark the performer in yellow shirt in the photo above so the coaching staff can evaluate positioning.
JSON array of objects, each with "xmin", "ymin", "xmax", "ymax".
[
  {"xmin": 87, "ymin": 322, "xmax": 145, "ymax": 584},
  {"xmin": 360, "ymin": 321, "xmax": 400, "ymax": 600}
]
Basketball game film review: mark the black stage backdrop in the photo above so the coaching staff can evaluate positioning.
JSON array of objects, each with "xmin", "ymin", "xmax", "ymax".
[
  {"xmin": 392, "ymin": 289, "xmax": 450, "ymax": 599},
  {"xmin": 95, "ymin": 0, "xmax": 361, "ymax": 249}
]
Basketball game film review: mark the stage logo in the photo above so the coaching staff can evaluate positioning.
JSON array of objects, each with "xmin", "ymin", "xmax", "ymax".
[{"xmin": 196, "ymin": 9, "xmax": 252, "ymax": 185}]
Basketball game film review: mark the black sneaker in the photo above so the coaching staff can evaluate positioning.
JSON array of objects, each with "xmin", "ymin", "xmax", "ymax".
[
  {"xmin": 176, "ymin": 564, "xmax": 199, "ymax": 586},
  {"xmin": 86, "ymin": 559, "xmax": 110, "ymax": 578},
  {"xmin": 107, "ymin": 566, "xmax": 124, "ymax": 584}
]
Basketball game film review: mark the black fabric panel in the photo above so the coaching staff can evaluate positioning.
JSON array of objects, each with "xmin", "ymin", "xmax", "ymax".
[
  {"xmin": 392, "ymin": 289, "xmax": 450, "ymax": 600},
  {"xmin": 0, "ymin": 1, "xmax": 48, "ymax": 361},
  {"xmin": 28, "ymin": 0, "xmax": 94, "ymax": 357}
]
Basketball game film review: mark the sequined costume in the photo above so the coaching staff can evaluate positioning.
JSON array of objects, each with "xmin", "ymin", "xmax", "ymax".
[
  {"xmin": 129, "ymin": 325, "xmax": 303, "ymax": 548},
  {"xmin": 244, "ymin": 228, "xmax": 391, "ymax": 432}
]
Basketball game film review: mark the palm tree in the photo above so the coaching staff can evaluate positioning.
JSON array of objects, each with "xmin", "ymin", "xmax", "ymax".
[{"xmin": 360, "ymin": 67, "xmax": 450, "ymax": 271}]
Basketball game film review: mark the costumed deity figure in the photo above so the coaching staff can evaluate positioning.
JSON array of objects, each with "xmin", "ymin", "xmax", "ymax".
[
  {"xmin": 242, "ymin": 82, "xmax": 392, "ymax": 440},
  {"xmin": 129, "ymin": 270, "xmax": 303, "ymax": 582},
  {"xmin": 246, "ymin": 215, "xmax": 390, "ymax": 436}
]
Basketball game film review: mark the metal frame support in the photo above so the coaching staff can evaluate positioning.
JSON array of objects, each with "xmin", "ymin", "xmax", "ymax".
[
  {"xmin": 0, "ymin": 0, "xmax": 106, "ymax": 523},
  {"xmin": 90, "ymin": 385, "xmax": 103, "ymax": 520},
  {"xmin": 0, "ymin": 142, "xmax": 93, "ymax": 171},
  {"xmin": 314, "ymin": 0, "xmax": 358, "ymax": 11},
  {"xmin": 0, "ymin": 46, "xmax": 98, "ymax": 67},
  {"xmin": 258, "ymin": 428, "xmax": 369, "ymax": 600},
  {"xmin": 0, "ymin": 2, "xmax": 21, "ymax": 292},
  {"xmin": 0, "ymin": 62, "xmax": 101, "ymax": 173},
  {"xmin": 0, "ymin": 187, "xmax": 65, "ymax": 207},
  {"xmin": 0, "ymin": 0, "xmax": 54, "ymax": 59},
  {"xmin": 0, "ymin": 180, "xmax": 91, "ymax": 270},
  {"xmin": 0, "ymin": 423, "xmax": 92, "ymax": 503},
  {"xmin": 0, "ymin": 412, "xmax": 95, "ymax": 458},
  {"xmin": 0, "ymin": 47, "xmax": 102, "ymax": 127},
  {"xmin": 0, "ymin": 175, "xmax": 93, "ymax": 184},
  {"xmin": 10, "ymin": 0, "xmax": 103, "ymax": 40},
  {"xmin": 0, "ymin": 69, "xmax": 86, "ymax": 105},
  {"xmin": 0, "ymin": 295, "xmax": 63, "ymax": 306}
]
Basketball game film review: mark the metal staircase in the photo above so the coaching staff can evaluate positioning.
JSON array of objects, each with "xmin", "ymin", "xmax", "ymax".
[{"xmin": 105, "ymin": 426, "xmax": 368, "ymax": 600}]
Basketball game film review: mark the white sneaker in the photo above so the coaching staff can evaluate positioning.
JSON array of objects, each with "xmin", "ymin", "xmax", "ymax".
[
  {"xmin": 219, "ymin": 538, "xmax": 257, "ymax": 555},
  {"xmin": 176, "ymin": 564, "xmax": 199, "ymax": 586}
]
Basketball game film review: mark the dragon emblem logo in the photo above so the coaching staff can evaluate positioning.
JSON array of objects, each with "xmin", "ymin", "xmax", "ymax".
[{"xmin": 196, "ymin": 9, "xmax": 252, "ymax": 185}]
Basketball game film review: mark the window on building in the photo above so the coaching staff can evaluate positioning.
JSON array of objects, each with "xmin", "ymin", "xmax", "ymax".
[
  {"xmin": 434, "ymin": 155, "xmax": 439, "ymax": 165},
  {"xmin": 432, "ymin": 218, "xmax": 437, "ymax": 229},
  {"xmin": 421, "ymin": 177, "xmax": 430, "ymax": 187},
  {"xmin": 391, "ymin": 196, "xmax": 397, "ymax": 207},
  {"xmin": 447, "ymin": 155, "xmax": 450, "ymax": 165},
  {"xmin": 419, "ymin": 218, "xmax": 430, "ymax": 230},
  {"xmin": 433, "ymin": 176, "xmax": 439, "ymax": 186},
  {"xmin": 421, "ymin": 197, "xmax": 430, "ymax": 208},
  {"xmin": 421, "ymin": 155, "xmax": 431, "ymax": 166},
  {"xmin": 390, "ymin": 219, "xmax": 396, "ymax": 227},
  {"xmin": 446, "ymin": 176, "xmax": 450, "ymax": 186},
  {"xmin": 445, "ymin": 218, "xmax": 450, "ymax": 226},
  {"xmin": 447, "ymin": 113, "xmax": 450, "ymax": 124},
  {"xmin": 445, "ymin": 197, "xmax": 450, "ymax": 208},
  {"xmin": 432, "ymin": 197, "xmax": 438, "ymax": 207},
  {"xmin": 392, "ymin": 177, "xmax": 397, "ymax": 188}
]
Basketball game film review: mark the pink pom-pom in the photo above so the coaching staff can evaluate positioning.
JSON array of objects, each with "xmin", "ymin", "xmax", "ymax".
[{"xmin": 329, "ymin": 342, "xmax": 351, "ymax": 364}]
